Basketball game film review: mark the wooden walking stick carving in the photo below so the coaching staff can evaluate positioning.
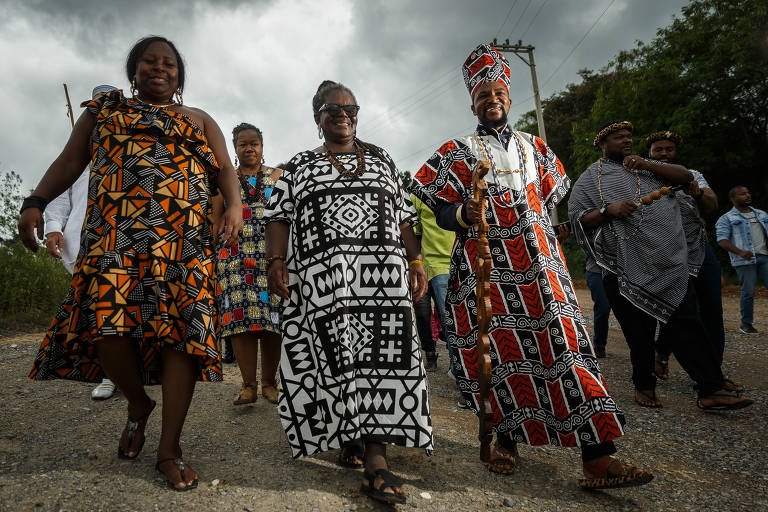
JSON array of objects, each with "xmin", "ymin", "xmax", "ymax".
[{"xmin": 471, "ymin": 160, "xmax": 494, "ymax": 463}]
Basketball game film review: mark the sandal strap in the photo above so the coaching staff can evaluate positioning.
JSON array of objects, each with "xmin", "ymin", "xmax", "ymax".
[
  {"xmin": 364, "ymin": 469, "xmax": 403, "ymax": 491},
  {"xmin": 583, "ymin": 456, "xmax": 615, "ymax": 478},
  {"xmin": 124, "ymin": 400, "xmax": 156, "ymax": 442}
]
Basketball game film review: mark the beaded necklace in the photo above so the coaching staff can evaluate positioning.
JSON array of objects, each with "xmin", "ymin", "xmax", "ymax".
[
  {"xmin": 596, "ymin": 158, "xmax": 644, "ymax": 241},
  {"xmin": 237, "ymin": 164, "xmax": 265, "ymax": 200},
  {"xmin": 474, "ymin": 131, "xmax": 528, "ymax": 209},
  {"xmin": 324, "ymin": 142, "xmax": 366, "ymax": 179}
]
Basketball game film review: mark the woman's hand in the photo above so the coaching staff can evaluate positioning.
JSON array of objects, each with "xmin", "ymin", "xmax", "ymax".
[
  {"xmin": 215, "ymin": 204, "xmax": 243, "ymax": 248},
  {"xmin": 18, "ymin": 208, "xmax": 45, "ymax": 252},
  {"xmin": 409, "ymin": 263, "xmax": 428, "ymax": 302},
  {"xmin": 268, "ymin": 260, "xmax": 290, "ymax": 299}
]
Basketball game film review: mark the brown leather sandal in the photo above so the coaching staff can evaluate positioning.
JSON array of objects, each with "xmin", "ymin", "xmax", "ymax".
[
  {"xmin": 261, "ymin": 383, "xmax": 279, "ymax": 404},
  {"xmin": 579, "ymin": 457, "xmax": 654, "ymax": 489},
  {"xmin": 233, "ymin": 382, "xmax": 258, "ymax": 405},
  {"xmin": 485, "ymin": 440, "xmax": 519, "ymax": 475}
]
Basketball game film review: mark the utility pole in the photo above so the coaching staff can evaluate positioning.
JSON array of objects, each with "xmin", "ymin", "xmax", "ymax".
[{"xmin": 492, "ymin": 38, "xmax": 557, "ymax": 223}]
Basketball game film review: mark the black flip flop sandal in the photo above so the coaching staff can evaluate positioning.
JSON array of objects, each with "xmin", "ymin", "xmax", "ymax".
[
  {"xmin": 156, "ymin": 458, "xmax": 199, "ymax": 491},
  {"xmin": 361, "ymin": 468, "xmax": 406, "ymax": 505},
  {"xmin": 338, "ymin": 439, "xmax": 364, "ymax": 468},
  {"xmin": 117, "ymin": 399, "xmax": 156, "ymax": 460}
]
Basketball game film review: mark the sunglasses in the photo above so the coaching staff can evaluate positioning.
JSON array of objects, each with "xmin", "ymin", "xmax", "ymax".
[{"xmin": 319, "ymin": 103, "xmax": 360, "ymax": 117}]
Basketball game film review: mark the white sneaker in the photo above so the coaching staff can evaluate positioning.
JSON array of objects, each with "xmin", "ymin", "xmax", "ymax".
[{"xmin": 91, "ymin": 379, "xmax": 116, "ymax": 400}]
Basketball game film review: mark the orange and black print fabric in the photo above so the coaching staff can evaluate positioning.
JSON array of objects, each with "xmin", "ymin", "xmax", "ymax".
[{"xmin": 29, "ymin": 90, "xmax": 222, "ymax": 384}]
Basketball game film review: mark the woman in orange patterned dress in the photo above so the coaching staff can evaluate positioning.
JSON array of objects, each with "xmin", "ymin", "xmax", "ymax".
[{"xmin": 18, "ymin": 36, "xmax": 243, "ymax": 491}]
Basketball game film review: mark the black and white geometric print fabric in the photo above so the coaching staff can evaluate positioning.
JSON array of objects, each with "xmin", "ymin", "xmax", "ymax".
[{"xmin": 263, "ymin": 148, "xmax": 432, "ymax": 458}]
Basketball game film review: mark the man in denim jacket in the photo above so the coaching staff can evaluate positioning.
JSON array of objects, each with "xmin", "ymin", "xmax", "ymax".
[{"xmin": 715, "ymin": 186, "xmax": 768, "ymax": 333}]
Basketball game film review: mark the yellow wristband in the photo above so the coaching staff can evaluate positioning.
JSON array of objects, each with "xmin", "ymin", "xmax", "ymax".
[{"xmin": 409, "ymin": 259, "xmax": 424, "ymax": 266}]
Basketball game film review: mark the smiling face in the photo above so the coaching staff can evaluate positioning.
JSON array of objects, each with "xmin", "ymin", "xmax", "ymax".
[
  {"xmin": 600, "ymin": 129, "xmax": 633, "ymax": 161},
  {"xmin": 315, "ymin": 89, "xmax": 357, "ymax": 144},
  {"xmin": 235, "ymin": 129, "xmax": 263, "ymax": 168},
  {"xmin": 471, "ymin": 81, "xmax": 511, "ymax": 130},
  {"xmin": 134, "ymin": 41, "xmax": 179, "ymax": 103},
  {"xmin": 649, "ymin": 139, "xmax": 677, "ymax": 163}
]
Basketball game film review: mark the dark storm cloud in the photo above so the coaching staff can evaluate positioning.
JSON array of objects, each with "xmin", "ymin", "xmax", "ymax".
[{"xmin": 1, "ymin": 0, "xmax": 690, "ymax": 189}]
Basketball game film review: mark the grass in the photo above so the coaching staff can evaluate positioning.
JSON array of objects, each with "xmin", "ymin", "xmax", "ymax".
[{"xmin": 0, "ymin": 240, "xmax": 71, "ymax": 333}]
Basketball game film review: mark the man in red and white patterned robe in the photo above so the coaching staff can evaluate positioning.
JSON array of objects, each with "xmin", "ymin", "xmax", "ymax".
[{"xmin": 410, "ymin": 43, "xmax": 652, "ymax": 488}]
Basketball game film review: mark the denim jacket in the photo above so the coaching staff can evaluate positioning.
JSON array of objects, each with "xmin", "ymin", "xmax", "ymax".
[{"xmin": 715, "ymin": 206, "xmax": 768, "ymax": 267}]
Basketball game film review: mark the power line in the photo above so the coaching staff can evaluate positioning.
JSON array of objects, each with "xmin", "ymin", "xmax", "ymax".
[
  {"xmin": 359, "ymin": 73, "xmax": 461, "ymax": 137},
  {"xmin": 358, "ymin": 67, "xmax": 457, "ymax": 131},
  {"xmin": 505, "ymin": 0, "xmax": 533, "ymax": 41},
  {"xmin": 395, "ymin": 124, "xmax": 477, "ymax": 170},
  {"xmin": 519, "ymin": 0, "xmax": 551, "ymax": 41},
  {"xmin": 494, "ymin": 0, "xmax": 520, "ymax": 40},
  {"xmin": 540, "ymin": 0, "xmax": 616, "ymax": 89}
]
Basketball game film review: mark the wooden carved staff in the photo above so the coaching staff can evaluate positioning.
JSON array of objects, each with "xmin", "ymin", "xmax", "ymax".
[{"xmin": 471, "ymin": 160, "xmax": 493, "ymax": 463}]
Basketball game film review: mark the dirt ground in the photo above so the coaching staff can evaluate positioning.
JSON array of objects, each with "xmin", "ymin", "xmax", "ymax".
[{"xmin": 0, "ymin": 290, "xmax": 766, "ymax": 512}]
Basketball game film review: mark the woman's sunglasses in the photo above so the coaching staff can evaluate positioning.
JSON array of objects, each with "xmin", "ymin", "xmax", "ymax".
[{"xmin": 319, "ymin": 103, "xmax": 360, "ymax": 117}]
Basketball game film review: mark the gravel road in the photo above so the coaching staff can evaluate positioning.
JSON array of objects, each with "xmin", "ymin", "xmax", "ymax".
[{"xmin": 0, "ymin": 290, "xmax": 766, "ymax": 512}]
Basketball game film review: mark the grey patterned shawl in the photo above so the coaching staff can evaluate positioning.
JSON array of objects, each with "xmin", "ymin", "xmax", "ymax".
[{"xmin": 568, "ymin": 158, "xmax": 689, "ymax": 323}]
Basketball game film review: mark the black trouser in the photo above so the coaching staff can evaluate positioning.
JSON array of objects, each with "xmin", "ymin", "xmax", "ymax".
[
  {"xmin": 657, "ymin": 244, "xmax": 725, "ymax": 366},
  {"xmin": 603, "ymin": 273, "xmax": 724, "ymax": 397},
  {"xmin": 413, "ymin": 292, "xmax": 435, "ymax": 353},
  {"xmin": 498, "ymin": 432, "xmax": 616, "ymax": 462}
]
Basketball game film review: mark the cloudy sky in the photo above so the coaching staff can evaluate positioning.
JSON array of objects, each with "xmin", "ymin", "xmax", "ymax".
[{"xmin": 0, "ymin": 0, "xmax": 690, "ymax": 191}]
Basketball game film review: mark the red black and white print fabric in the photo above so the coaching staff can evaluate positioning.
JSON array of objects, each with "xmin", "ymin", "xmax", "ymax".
[
  {"xmin": 411, "ymin": 129, "xmax": 626, "ymax": 447},
  {"xmin": 462, "ymin": 44, "xmax": 512, "ymax": 99}
]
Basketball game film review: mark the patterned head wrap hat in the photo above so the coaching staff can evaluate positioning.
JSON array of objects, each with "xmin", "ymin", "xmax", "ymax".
[
  {"xmin": 462, "ymin": 44, "xmax": 511, "ymax": 100},
  {"xmin": 593, "ymin": 120, "xmax": 633, "ymax": 147},
  {"xmin": 91, "ymin": 84, "xmax": 117, "ymax": 98},
  {"xmin": 644, "ymin": 130, "xmax": 682, "ymax": 149}
]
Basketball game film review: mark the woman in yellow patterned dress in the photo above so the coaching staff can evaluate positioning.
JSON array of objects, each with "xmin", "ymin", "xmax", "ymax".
[
  {"xmin": 18, "ymin": 36, "xmax": 243, "ymax": 491},
  {"xmin": 215, "ymin": 123, "xmax": 283, "ymax": 405}
]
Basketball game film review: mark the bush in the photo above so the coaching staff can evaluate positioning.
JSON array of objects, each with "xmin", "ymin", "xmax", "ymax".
[{"xmin": 0, "ymin": 240, "xmax": 71, "ymax": 330}]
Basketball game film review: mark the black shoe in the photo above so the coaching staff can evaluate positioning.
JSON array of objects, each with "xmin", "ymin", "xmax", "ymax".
[
  {"xmin": 222, "ymin": 339, "xmax": 236, "ymax": 363},
  {"xmin": 425, "ymin": 352, "xmax": 438, "ymax": 371},
  {"xmin": 595, "ymin": 347, "xmax": 607, "ymax": 358},
  {"xmin": 739, "ymin": 323, "xmax": 758, "ymax": 334}
]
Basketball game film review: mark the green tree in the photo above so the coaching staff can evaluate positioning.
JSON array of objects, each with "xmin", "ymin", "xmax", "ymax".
[
  {"xmin": 0, "ymin": 170, "xmax": 23, "ymax": 242},
  {"xmin": 514, "ymin": 0, "xmax": 768, "ymax": 279}
]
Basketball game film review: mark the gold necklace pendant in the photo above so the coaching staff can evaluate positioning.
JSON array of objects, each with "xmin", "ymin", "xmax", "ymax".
[{"xmin": 134, "ymin": 96, "xmax": 177, "ymax": 109}]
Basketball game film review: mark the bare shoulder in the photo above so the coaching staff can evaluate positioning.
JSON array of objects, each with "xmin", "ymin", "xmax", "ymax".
[{"xmin": 177, "ymin": 105, "xmax": 210, "ymax": 132}]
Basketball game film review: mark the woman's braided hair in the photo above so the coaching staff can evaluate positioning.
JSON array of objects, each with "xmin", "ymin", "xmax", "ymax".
[{"xmin": 232, "ymin": 122, "xmax": 265, "ymax": 197}]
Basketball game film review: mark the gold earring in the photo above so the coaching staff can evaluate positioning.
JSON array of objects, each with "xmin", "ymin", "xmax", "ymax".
[
  {"xmin": 174, "ymin": 88, "xmax": 183, "ymax": 105},
  {"xmin": 130, "ymin": 77, "xmax": 137, "ymax": 97}
]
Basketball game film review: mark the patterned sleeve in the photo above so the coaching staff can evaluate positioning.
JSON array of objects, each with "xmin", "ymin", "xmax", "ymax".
[
  {"xmin": 532, "ymin": 135, "xmax": 570, "ymax": 211},
  {"xmin": 377, "ymin": 147, "xmax": 417, "ymax": 227},
  {"xmin": 263, "ymin": 154, "xmax": 298, "ymax": 224},
  {"xmin": 410, "ymin": 139, "xmax": 474, "ymax": 211},
  {"xmin": 690, "ymin": 169, "xmax": 710, "ymax": 189}
]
